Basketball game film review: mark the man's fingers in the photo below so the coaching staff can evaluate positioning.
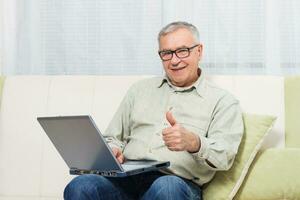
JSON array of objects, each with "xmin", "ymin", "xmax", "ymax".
[
  {"xmin": 162, "ymin": 127, "xmax": 174, "ymax": 136},
  {"xmin": 164, "ymin": 140, "xmax": 183, "ymax": 151},
  {"xmin": 162, "ymin": 127, "xmax": 181, "ymax": 138},
  {"xmin": 162, "ymin": 125, "xmax": 180, "ymax": 136},
  {"xmin": 112, "ymin": 147, "xmax": 124, "ymax": 164},
  {"xmin": 163, "ymin": 133, "xmax": 180, "ymax": 142},
  {"xmin": 164, "ymin": 138, "xmax": 182, "ymax": 145},
  {"xmin": 112, "ymin": 147, "xmax": 119, "ymax": 156},
  {"xmin": 117, "ymin": 154, "xmax": 124, "ymax": 164}
]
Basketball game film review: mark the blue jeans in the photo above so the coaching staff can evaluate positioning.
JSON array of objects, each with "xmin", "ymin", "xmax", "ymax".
[{"xmin": 64, "ymin": 171, "xmax": 202, "ymax": 200}]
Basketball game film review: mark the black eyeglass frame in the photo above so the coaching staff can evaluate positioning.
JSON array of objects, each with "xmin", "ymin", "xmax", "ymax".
[{"xmin": 158, "ymin": 44, "xmax": 200, "ymax": 61}]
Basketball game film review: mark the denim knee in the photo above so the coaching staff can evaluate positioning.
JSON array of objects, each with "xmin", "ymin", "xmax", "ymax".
[
  {"xmin": 64, "ymin": 174, "xmax": 111, "ymax": 200},
  {"xmin": 154, "ymin": 175, "xmax": 189, "ymax": 191},
  {"xmin": 144, "ymin": 175, "xmax": 191, "ymax": 200}
]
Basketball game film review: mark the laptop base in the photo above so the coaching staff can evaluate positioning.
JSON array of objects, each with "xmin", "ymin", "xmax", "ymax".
[{"xmin": 70, "ymin": 161, "xmax": 170, "ymax": 177}]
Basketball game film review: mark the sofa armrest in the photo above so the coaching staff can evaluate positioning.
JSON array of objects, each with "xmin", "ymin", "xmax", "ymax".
[
  {"xmin": 0, "ymin": 76, "xmax": 5, "ymax": 107},
  {"xmin": 235, "ymin": 148, "xmax": 300, "ymax": 199}
]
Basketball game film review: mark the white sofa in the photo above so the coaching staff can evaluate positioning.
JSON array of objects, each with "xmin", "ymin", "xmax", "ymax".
[{"xmin": 0, "ymin": 75, "xmax": 289, "ymax": 199}]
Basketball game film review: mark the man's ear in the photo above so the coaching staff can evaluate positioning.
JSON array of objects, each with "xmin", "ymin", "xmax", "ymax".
[{"xmin": 197, "ymin": 44, "xmax": 203, "ymax": 59}]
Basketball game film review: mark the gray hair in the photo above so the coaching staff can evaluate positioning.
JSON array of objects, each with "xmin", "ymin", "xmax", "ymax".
[{"xmin": 158, "ymin": 21, "xmax": 200, "ymax": 43}]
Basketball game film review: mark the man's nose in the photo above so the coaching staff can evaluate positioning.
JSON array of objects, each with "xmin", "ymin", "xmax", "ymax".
[{"xmin": 170, "ymin": 53, "xmax": 181, "ymax": 65}]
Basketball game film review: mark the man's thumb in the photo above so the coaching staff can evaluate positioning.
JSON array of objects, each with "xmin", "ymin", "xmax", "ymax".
[{"xmin": 166, "ymin": 111, "xmax": 177, "ymax": 126}]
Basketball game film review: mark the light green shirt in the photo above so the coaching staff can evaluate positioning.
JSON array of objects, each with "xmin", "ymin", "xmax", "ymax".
[{"xmin": 105, "ymin": 74, "xmax": 244, "ymax": 186}]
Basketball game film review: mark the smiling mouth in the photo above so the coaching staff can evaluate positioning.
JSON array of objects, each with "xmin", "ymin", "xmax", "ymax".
[{"xmin": 170, "ymin": 66, "xmax": 186, "ymax": 71}]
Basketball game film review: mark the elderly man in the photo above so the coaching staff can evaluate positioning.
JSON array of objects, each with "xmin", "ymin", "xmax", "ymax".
[{"xmin": 64, "ymin": 21, "xmax": 244, "ymax": 200}]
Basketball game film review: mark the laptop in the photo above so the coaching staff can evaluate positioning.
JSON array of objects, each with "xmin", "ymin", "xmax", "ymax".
[{"xmin": 37, "ymin": 115, "xmax": 170, "ymax": 177}]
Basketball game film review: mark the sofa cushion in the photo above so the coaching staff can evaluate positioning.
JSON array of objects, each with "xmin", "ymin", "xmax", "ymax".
[
  {"xmin": 0, "ymin": 75, "xmax": 287, "ymax": 199},
  {"xmin": 203, "ymin": 113, "xmax": 276, "ymax": 200},
  {"xmin": 285, "ymin": 76, "xmax": 300, "ymax": 148},
  {"xmin": 235, "ymin": 148, "xmax": 300, "ymax": 199}
]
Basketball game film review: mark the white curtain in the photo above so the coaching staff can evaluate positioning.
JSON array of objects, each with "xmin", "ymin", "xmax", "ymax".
[
  {"xmin": 1, "ymin": 0, "xmax": 300, "ymax": 75},
  {"xmin": 1, "ymin": 0, "xmax": 163, "ymax": 75},
  {"xmin": 162, "ymin": 0, "xmax": 266, "ymax": 74}
]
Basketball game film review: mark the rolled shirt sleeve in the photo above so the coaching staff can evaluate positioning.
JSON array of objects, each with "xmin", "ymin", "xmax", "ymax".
[{"xmin": 192, "ymin": 94, "xmax": 244, "ymax": 171}]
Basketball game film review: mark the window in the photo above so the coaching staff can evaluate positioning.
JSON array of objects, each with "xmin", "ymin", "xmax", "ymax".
[{"xmin": 1, "ymin": 0, "xmax": 300, "ymax": 75}]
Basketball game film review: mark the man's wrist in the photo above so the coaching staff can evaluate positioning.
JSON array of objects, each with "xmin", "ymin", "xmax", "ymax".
[{"xmin": 187, "ymin": 133, "xmax": 201, "ymax": 153}]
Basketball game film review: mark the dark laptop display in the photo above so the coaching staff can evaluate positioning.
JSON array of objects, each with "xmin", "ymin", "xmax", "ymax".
[{"xmin": 37, "ymin": 115, "xmax": 170, "ymax": 177}]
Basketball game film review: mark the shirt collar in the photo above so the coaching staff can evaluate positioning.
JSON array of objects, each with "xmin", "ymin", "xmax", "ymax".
[{"xmin": 157, "ymin": 68, "xmax": 206, "ymax": 97}]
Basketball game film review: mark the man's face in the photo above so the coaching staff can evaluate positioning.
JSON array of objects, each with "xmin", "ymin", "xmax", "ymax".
[{"xmin": 159, "ymin": 28, "xmax": 203, "ymax": 87}]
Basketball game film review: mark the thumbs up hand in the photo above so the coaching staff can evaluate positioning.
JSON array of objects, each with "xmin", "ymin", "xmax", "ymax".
[{"xmin": 162, "ymin": 111, "xmax": 201, "ymax": 152}]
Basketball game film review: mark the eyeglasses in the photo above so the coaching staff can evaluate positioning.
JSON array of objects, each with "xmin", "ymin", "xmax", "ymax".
[{"xmin": 158, "ymin": 44, "xmax": 199, "ymax": 61}]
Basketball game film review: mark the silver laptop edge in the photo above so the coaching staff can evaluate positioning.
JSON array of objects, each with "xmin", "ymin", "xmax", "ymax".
[{"xmin": 37, "ymin": 115, "xmax": 170, "ymax": 177}]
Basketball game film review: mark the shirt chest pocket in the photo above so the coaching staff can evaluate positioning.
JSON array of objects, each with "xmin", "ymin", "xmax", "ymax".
[
  {"xmin": 171, "ymin": 98, "xmax": 211, "ymax": 136},
  {"xmin": 180, "ymin": 119, "xmax": 209, "ymax": 137},
  {"xmin": 173, "ymin": 105, "xmax": 210, "ymax": 136}
]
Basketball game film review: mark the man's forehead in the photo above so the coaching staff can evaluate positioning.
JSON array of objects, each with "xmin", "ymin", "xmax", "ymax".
[
  {"xmin": 159, "ymin": 28, "xmax": 195, "ymax": 45},
  {"xmin": 159, "ymin": 28, "xmax": 196, "ymax": 49}
]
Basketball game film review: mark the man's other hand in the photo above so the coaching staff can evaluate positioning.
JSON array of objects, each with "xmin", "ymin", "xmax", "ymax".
[
  {"xmin": 111, "ymin": 147, "xmax": 125, "ymax": 164},
  {"xmin": 162, "ymin": 111, "xmax": 201, "ymax": 153}
]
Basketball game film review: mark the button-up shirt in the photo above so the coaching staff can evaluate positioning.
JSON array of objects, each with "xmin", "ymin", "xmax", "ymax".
[{"xmin": 104, "ymin": 73, "xmax": 244, "ymax": 186}]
